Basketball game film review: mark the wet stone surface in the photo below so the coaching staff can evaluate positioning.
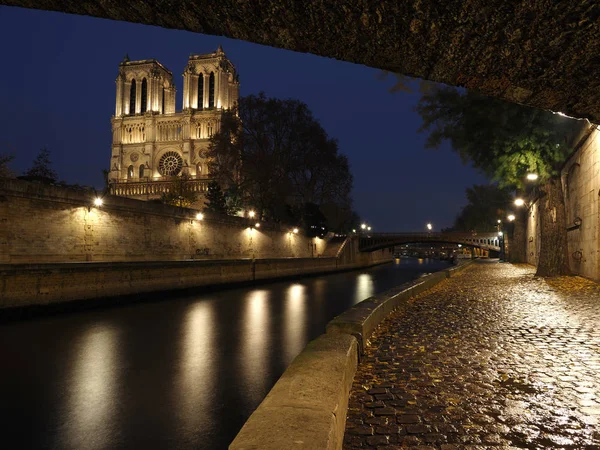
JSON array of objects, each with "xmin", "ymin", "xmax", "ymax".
[{"xmin": 344, "ymin": 261, "xmax": 600, "ymax": 449}]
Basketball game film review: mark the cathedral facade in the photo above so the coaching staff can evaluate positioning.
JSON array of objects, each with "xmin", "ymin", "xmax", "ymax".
[{"xmin": 108, "ymin": 46, "xmax": 239, "ymax": 205}]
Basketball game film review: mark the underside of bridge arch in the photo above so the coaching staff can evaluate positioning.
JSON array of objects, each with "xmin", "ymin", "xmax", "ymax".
[{"xmin": 4, "ymin": 1, "xmax": 600, "ymax": 122}]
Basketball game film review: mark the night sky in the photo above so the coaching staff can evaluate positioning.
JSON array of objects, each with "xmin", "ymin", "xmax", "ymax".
[{"xmin": 0, "ymin": 6, "xmax": 488, "ymax": 232}]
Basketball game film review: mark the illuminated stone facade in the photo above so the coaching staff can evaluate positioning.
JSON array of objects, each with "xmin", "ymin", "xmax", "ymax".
[{"xmin": 108, "ymin": 46, "xmax": 239, "ymax": 204}]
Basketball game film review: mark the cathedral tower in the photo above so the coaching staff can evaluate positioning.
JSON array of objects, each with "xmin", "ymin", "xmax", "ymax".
[{"xmin": 108, "ymin": 48, "xmax": 239, "ymax": 207}]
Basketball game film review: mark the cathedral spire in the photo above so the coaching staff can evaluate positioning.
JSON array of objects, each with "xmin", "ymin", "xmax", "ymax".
[
  {"xmin": 123, "ymin": 53, "xmax": 130, "ymax": 62},
  {"xmin": 217, "ymin": 44, "xmax": 224, "ymax": 54}
]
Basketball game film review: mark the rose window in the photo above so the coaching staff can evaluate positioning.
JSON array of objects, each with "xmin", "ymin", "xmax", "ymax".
[{"xmin": 158, "ymin": 151, "xmax": 183, "ymax": 176}]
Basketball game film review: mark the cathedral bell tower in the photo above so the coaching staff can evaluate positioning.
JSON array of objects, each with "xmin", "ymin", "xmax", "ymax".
[{"xmin": 108, "ymin": 48, "xmax": 240, "ymax": 209}]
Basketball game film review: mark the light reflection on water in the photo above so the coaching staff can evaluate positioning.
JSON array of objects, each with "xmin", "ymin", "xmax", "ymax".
[
  {"xmin": 284, "ymin": 284, "xmax": 307, "ymax": 363},
  {"xmin": 176, "ymin": 301, "xmax": 216, "ymax": 437},
  {"xmin": 355, "ymin": 273, "xmax": 374, "ymax": 304},
  {"xmin": 65, "ymin": 324, "xmax": 120, "ymax": 450},
  {"xmin": 0, "ymin": 259, "xmax": 451, "ymax": 450},
  {"xmin": 240, "ymin": 290, "xmax": 271, "ymax": 408}
]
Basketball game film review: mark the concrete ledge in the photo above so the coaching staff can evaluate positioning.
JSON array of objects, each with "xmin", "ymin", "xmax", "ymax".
[
  {"xmin": 326, "ymin": 260, "xmax": 474, "ymax": 353},
  {"xmin": 229, "ymin": 333, "xmax": 358, "ymax": 450}
]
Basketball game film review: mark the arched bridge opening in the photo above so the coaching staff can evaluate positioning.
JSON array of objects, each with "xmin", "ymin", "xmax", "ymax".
[{"xmin": 358, "ymin": 232, "xmax": 501, "ymax": 253}]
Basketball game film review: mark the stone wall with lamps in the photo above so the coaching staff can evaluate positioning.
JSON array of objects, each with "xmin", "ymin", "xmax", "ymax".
[
  {"xmin": 0, "ymin": 179, "xmax": 328, "ymax": 264},
  {"xmin": 525, "ymin": 125, "xmax": 600, "ymax": 281},
  {"xmin": 561, "ymin": 127, "xmax": 600, "ymax": 280}
]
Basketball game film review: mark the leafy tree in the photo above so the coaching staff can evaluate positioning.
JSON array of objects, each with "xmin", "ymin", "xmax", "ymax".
[
  {"xmin": 206, "ymin": 110, "xmax": 243, "ymax": 187},
  {"xmin": 24, "ymin": 147, "xmax": 57, "ymax": 182},
  {"xmin": 453, "ymin": 185, "xmax": 513, "ymax": 233},
  {"xmin": 224, "ymin": 184, "xmax": 243, "ymax": 216},
  {"xmin": 417, "ymin": 87, "xmax": 581, "ymax": 276},
  {"xmin": 304, "ymin": 202, "xmax": 328, "ymax": 238},
  {"xmin": 0, "ymin": 153, "xmax": 15, "ymax": 178},
  {"xmin": 161, "ymin": 173, "xmax": 197, "ymax": 208},
  {"xmin": 204, "ymin": 180, "xmax": 227, "ymax": 214},
  {"xmin": 206, "ymin": 93, "xmax": 354, "ymax": 230}
]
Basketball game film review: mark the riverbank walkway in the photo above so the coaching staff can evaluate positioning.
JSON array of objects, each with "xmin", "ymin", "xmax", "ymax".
[{"xmin": 344, "ymin": 260, "xmax": 600, "ymax": 449}]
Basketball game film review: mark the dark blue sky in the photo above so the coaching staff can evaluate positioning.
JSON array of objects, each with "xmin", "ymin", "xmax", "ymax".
[{"xmin": 0, "ymin": 6, "xmax": 488, "ymax": 231}]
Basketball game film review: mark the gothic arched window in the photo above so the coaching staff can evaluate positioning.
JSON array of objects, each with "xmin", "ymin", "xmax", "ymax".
[
  {"xmin": 209, "ymin": 72, "xmax": 215, "ymax": 108},
  {"xmin": 139, "ymin": 165, "xmax": 145, "ymax": 178},
  {"xmin": 127, "ymin": 165, "xmax": 134, "ymax": 180},
  {"xmin": 129, "ymin": 80, "xmax": 136, "ymax": 115},
  {"xmin": 141, "ymin": 78, "xmax": 148, "ymax": 113},
  {"xmin": 196, "ymin": 163, "xmax": 202, "ymax": 176},
  {"xmin": 198, "ymin": 75, "xmax": 204, "ymax": 110}
]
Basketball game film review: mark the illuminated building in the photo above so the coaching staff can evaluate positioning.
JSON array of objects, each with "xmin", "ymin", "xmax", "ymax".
[{"xmin": 108, "ymin": 46, "xmax": 239, "ymax": 205}]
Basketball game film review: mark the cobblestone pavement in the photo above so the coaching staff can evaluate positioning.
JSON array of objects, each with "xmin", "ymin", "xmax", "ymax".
[{"xmin": 344, "ymin": 261, "xmax": 600, "ymax": 449}]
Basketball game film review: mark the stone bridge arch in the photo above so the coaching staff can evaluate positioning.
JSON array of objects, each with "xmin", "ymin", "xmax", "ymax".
[
  {"xmin": 5, "ymin": 1, "xmax": 600, "ymax": 122},
  {"xmin": 358, "ymin": 232, "xmax": 501, "ymax": 253}
]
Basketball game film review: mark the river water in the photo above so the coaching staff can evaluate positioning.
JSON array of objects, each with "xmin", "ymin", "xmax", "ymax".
[{"xmin": 0, "ymin": 258, "xmax": 450, "ymax": 450}]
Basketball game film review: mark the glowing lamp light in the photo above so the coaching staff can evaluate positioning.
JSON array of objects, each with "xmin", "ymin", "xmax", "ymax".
[
  {"xmin": 367, "ymin": 226, "xmax": 372, "ymax": 231},
  {"xmin": 255, "ymin": 222, "xmax": 260, "ymax": 228},
  {"xmin": 426, "ymin": 223, "xmax": 433, "ymax": 231},
  {"xmin": 352, "ymin": 229, "xmax": 356, "ymax": 233},
  {"xmin": 497, "ymin": 219, "xmax": 501, "ymax": 224},
  {"xmin": 196, "ymin": 213, "xmax": 204, "ymax": 221},
  {"xmin": 93, "ymin": 198, "xmax": 103, "ymax": 207},
  {"xmin": 514, "ymin": 198, "xmax": 525, "ymax": 207},
  {"xmin": 248, "ymin": 210, "xmax": 256, "ymax": 218},
  {"xmin": 361, "ymin": 223, "xmax": 366, "ymax": 230},
  {"xmin": 507, "ymin": 214, "xmax": 516, "ymax": 222},
  {"xmin": 292, "ymin": 228, "xmax": 299, "ymax": 234},
  {"xmin": 458, "ymin": 244, "xmax": 462, "ymax": 248},
  {"xmin": 498, "ymin": 231, "xmax": 504, "ymax": 236},
  {"xmin": 526, "ymin": 173, "xmax": 539, "ymax": 181}
]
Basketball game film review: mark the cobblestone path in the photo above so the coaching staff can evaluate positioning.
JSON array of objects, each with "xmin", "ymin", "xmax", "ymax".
[{"xmin": 344, "ymin": 261, "xmax": 600, "ymax": 449}]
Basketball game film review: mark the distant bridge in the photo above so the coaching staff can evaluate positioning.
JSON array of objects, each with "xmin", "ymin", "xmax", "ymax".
[{"xmin": 358, "ymin": 232, "xmax": 501, "ymax": 253}]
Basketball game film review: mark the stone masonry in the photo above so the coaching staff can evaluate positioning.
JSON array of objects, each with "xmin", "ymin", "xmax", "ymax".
[{"xmin": 4, "ymin": 1, "xmax": 600, "ymax": 122}]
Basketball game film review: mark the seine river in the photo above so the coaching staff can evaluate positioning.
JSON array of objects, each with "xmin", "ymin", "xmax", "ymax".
[{"xmin": 0, "ymin": 258, "xmax": 450, "ymax": 450}]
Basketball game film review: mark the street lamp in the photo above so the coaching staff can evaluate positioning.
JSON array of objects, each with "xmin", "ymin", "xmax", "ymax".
[
  {"xmin": 248, "ymin": 210, "xmax": 256, "ymax": 218},
  {"xmin": 93, "ymin": 198, "xmax": 103, "ymax": 207},
  {"xmin": 426, "ymin": 223, "xmax": 433, "ymax": 231},
  {"xmin": 361, "ymin": 223, "xmax": 367, "ymax": 230},
  {"xmin": 514, "ymin": 198, "xmax": 526, "ymax": 207},
  {"xmin": 196, "ymin": 213, "xmax": 204, "ymax": 221},
  {"xmin": 526, "ymin": 173, "xmax": 539, "ymax": 181},
  {"xmin": 367, "ymin": 226, "xmax": 372, "ymax": 231},
  {"xmin": 292, "ymin": 228, "xmax": 299, "ymax": 234},
  {"xmin": 507, "ymin": 214, "xmax": 516, "ymax": 222}
]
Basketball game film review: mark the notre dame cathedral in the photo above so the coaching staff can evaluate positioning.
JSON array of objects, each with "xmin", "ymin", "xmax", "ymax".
[{"xmin": 108, "ymin": 46, "xmax": 239, "ymax": 205}]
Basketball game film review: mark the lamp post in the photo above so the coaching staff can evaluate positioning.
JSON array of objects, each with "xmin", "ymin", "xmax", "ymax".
[{"xmin": 497, "ymin": 230, "xmax": 507, "ymax": 262}]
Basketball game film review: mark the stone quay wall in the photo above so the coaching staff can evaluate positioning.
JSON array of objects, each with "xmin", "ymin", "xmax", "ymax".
[
  {"xmin": 0, "ymin": 179, "xmax": 392, "ymax": 309},
  {"xmin": 526, "ymin": 125, "xmax": 600, "ymax": 281},
  {"xmin": 0, "ymin": 178, "xmax": 329, "ymax": 264}
]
